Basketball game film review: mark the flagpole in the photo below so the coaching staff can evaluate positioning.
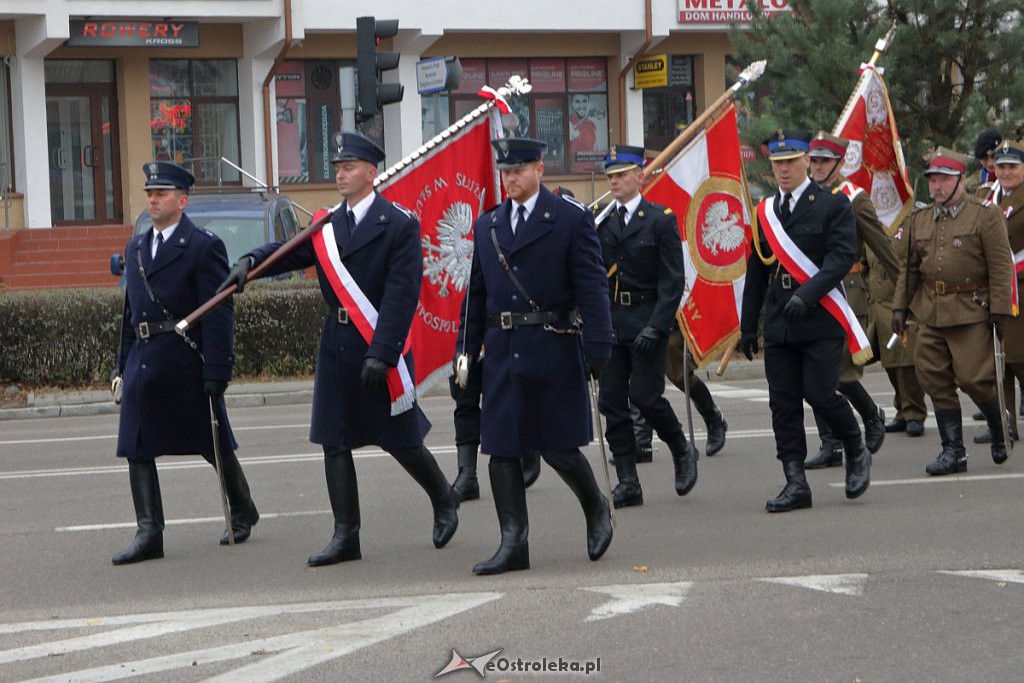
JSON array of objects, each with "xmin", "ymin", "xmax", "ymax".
[
  {"xmin": 831, "ymin": 23, "xmax": 897, "ymax": 136},
  {"xmin": 177, "ymin": 76, "xmax": 533, "ymax": 335},
  {"xmin": 589, "ymin": 60, "xmax": 766, "ymax": 218}
]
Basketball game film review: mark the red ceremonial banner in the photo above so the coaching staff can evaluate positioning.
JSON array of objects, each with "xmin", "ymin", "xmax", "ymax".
[
  {"xmin": 378, "ymin": 112, "xmax": 503, "ymax": 395},
  {"xmin": 642, "ymin": 105, "xmax": 753, "ymax": 366},
  {"xmin": 833, "ymin": 65, "xmax": 913, "ymax": 233}
]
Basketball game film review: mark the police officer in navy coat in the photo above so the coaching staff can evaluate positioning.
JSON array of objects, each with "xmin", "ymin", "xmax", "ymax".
[
  {"xmin": 459, "ymin": 137, "xmax": 615, "ymax": 574},
  {"xmin": 739, "ymin": 130, "xmax": 870, "ymax": 512},
  {"xmin": 220, "ymin": 131, "xmax": 458, "ymax": 566},
  {"xmin": 595, "ymin": 145, "xmax": 696, "ymax": 508},
  {"xmin": 113, "ymin": 161, "xmax": 259, "ymax": 565}
]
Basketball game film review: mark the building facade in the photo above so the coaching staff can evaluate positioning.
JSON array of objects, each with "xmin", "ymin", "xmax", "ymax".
[{"xmin": 0, "ymin": 0, "xmax": 783, "ymax": 239}]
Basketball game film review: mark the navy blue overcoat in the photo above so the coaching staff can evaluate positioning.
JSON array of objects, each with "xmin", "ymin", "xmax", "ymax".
[
  {"xmin": 116, "ymin": 215, "xmax": 237, "ymax": 461},
  {"xmin": 249, "ymin": 192, "xmax": 430, "ymax": 451},
  {"xmin": 460, "ymin": 185, "xmax": 614, "ymax": 457}
]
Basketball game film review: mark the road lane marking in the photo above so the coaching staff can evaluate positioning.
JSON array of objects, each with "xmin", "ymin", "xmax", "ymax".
[
  {"xmin": 12, "ymin": 593, "xmax": 502, "ymax": 682},
  {"xmin": 581, "ymin": 582, "xmax": 692, "ymax": 622},
  {"xmin": 938, "ymin": 569, "xmax": 1024, "ymax": 585},
  {"xmin": 759, "ymin": 573, "xmax": 869, "ymax": 596},
  {"xmin": 55, "ymin": 509, "xmax": 333, "ymax": 533},
  {"xmin": 826, "ymin": 472, "xmax": 1024, "ymax": 488}
]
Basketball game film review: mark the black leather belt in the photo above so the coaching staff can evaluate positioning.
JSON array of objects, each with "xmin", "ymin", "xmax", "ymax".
[
  {"xmin": 612, "ymin": 290, "xmax": 657, "ymax": 306},
  {"xmin": 327, "ymin": 305, "xmax": 351, "ymax": 324},
  {"xmin": 487, "ymin": 310, "xmax": 563, "ymax": 330},
  {"xmin": 134, "ymin": 319, "xmax": 182, "ymax": 339}
]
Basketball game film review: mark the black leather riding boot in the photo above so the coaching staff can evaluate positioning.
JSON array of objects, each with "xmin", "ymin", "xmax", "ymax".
[
  {"xmin": 631, "ymin": 404, "xmax": 654, "ymax": 463},
  {"xmin": 843, "ymin": 381, "xmax": 886, "ymax": 454},
  {"xmin": 925, "ymin": 409, "xmax": 968, "ymax": 476},
  {"xmin": 550, "ymin": 452, "xmax": 613, "ymax": 561},
  {"xmin": 806, "ymin": 410, "xmax": 844, "ymax": 469},
  {"xmin": 214, "ymin": 450, "xmax": 260, "ymax": 545},
  {"xmin": 690, "ymin": 379, "xmax": 727, "ymax": 456},
  {"xmin": 451, "ymin": 442, "xmax": 480, "ymax": 502},
  {"xmin": 308, "ymin": 451, "xmax": 362, "ymax": 566},
  {"xmin": 522, "ymin": 451, "xmax": 542, "ymax": 489},
  {"xmin": 112, "ymin": 460, "xmax": 165, "ymax": 565},
  {"xmin": 611, "ymin": 450, "xmax": 644, "ymax": 508},
  {"xmin": 473, "ymin": 459, "xmax": 530, "ymax": 575},
  {"xmin": 765, "ymin": 459, "xmax": 812, "ymax": 513},
  {"xmin": 841, "ymin": 435, "xmax": 871, "ymax": 499},
  {"xmin": 392, "ymin": 445, "xmax": 459, "ymax": 549},
  {"xmin": 666, "ymin": 431, "xmax": 698, "ymax": 496},
  {"xmin": 977, "ymin": 398, "xmax": 1009, "ymax": 465}
]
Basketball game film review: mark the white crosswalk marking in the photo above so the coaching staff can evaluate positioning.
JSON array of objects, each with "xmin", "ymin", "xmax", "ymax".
[{"xmin": 938, "ymin": 569, "xmax": 1024, "ymax": 585}]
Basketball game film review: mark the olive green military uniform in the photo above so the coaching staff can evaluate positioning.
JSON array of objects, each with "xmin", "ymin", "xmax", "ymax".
[
  {"xmin": 866, "ymin": 216, "xmax": 927, "ymax": 423},
  {"xmin": 993, "ymin": 184, "xmax": 1024, "ymax": 401},
  {"xmin": 893, "ymin": 195, "xmax": 1014, "ymax": 409}
]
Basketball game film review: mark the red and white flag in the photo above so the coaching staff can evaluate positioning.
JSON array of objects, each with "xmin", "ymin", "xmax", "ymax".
[
  {"xmin": 642, "ymin": 104, "xmax": 752, "ymax": 366},
  {"xmin": 834, "ymin": 65, "xmax": 913, "ymax": 232},
  {"xmin": 378, "ymin": 109, "xmax": 504, "ymax": 396}
]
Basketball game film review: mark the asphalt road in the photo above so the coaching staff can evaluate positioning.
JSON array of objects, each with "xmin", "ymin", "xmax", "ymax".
[{"xmin": 1, "ymin": 372, "xmax": 1023, "ymax": 682}]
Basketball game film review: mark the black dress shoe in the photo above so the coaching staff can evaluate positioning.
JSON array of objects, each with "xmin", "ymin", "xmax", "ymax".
[
  {"xmin": 843, "ymin": 440, "xmax": 871, "ymax": 499},
  {"xmin": 905, "ymin": 420, "xmax": 925, "ymax": 437},
  {"xmin": 220, "ymin": 503, "xmax": 259, "ymax": 545},
  {"xmin": 766, "ymin": 460, "xmax": 812, "ymax": 512},
  {"xmin": 612, "ymin": 479, "xmax": 644, "ymax": 508},
  {"xmin": 452, "ymin": 470, "xmax": 480, "ymax": 502},
  {"xmin": 805, "ymin": 444, "xmax": 843, "ymax": 469},
  {"xmin": 885, "ymin": 418, "xmax": 907, "ymax": 433},
  {"xmin": 635, "ymin": 445, "xmax": 653, "ymax": 463},
  {"xmin": 864, "ymin": 407, "xmax": 885, "ymax": 454},
  {"xmin": 307, "ymin": 533, "xmax": 362, "ymax": 566}
]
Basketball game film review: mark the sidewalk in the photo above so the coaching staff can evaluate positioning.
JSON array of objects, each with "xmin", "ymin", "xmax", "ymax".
[{"xmin": 0, "ymin": 358, "xmax": 877, "ymax": 421}]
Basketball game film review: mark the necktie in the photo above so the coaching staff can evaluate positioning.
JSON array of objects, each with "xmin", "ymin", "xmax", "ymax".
[
  {"xmin": 780, "ymin": 193, "xmax": 792, "ymax": 221},
  {"xmin": 153, "ymin": 232, "xmax": 164, "ymax": 259},
  {"xmin": 347, "ymin": 209, "xmax": 357, "ymax": 233},
  {"xmin": 618, "ymin": 205, "xmax": 628, "ymax": 225},
  {"xmin": 514, "ymin": 205, "xmax": 527, "ymax": 234}
]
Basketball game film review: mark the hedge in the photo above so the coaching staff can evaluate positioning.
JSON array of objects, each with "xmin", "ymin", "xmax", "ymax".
[{"xmin": 0, "ymin": 280, "xmax": 324, "ymax": 387}]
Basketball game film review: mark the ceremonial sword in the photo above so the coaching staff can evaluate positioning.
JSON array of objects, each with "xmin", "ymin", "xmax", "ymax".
[
  {"xmin": 209, "ymin": 397, "xmax": 235, "ymax": 546},
  {"xmin": 588, "ymin": 376, "xmax": 616, "ymax": 528},
  {"xmin": 993, "ymin": 327, "xmax": 1013, "ymax": 453}
]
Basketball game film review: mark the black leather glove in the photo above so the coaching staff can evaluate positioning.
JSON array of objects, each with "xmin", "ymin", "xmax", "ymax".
[
  {"xmin": 632, "ymin": 326, "xmax": 662, "ymax": 356},
  {"xmin": 217, "ymin": 257, "xmax": 253, "ymax": 294},
  {"xmin": 738, "ymin": 332, "xmax": 759, "ymax": 361},
  {"xmin": 782, "ymin": 293, "xmax": 811, "ymax": 322},
  {"xmin": 587, "ymin": 357, "xmax": 608, "ymax": 380},
  {"xmin": 891, "ymin": 309, "xmax": 907, "ymax": 335},
  {"xmin": 991, "ymin": 314, "xmax": 1011, "ymax": 340},
  {"xmin": 361, "ymin": 357, "xmax": 391, "ymax": 391},
  {"xmin": 204, "ymin": 380, "xmax": 228, "ymax": 400}
]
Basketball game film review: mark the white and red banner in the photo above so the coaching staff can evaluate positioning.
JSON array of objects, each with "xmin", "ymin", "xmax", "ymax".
[
  {"xmin": 642, "ymin": 104, "xmax": 752, "ymax": 366},
  {"xmin": 378, "ymin": 110, "xmax": 503, "ymax": 397},
  {"xmin": 834, "ymin": 64, "xmax": 913, "ymax": 233}
]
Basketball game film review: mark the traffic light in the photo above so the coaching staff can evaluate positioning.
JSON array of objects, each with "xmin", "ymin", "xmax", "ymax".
[{"xmin": 356, "ymin": 16, "xmax": 404, "ymax": 121}]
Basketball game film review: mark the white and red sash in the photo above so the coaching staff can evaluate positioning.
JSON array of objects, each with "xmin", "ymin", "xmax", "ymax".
[
  {"xmin": 1011, "ymin": 249, "xmax": 1024, "ymax": 317},
  {"xmin": 311, "ymin": 206, "xmax": 416, "ymax": 416},
  {"xmin": 757, "ymin": 199, "xmax": 873, "ymax": 365},
  {"xmin": 837, "ymin": 179, "xmax": 865, "ymax": 202}
]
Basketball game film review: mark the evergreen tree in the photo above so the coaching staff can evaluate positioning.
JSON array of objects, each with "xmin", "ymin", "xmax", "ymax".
[{"xmin": 730, "ymin": 0, "xmax": 1024, "ymax": 189}]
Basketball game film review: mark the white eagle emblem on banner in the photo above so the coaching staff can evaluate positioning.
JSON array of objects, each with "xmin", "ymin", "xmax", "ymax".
[
  {"xmin": 700, "ymin": 200, "xmax": 745, "ymax": 256},
  {"xmin": 422, "ymin": 201, "xmax": 474, "ymax": 297}
]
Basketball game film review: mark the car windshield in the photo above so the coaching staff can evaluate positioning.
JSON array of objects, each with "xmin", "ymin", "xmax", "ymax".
[{"xmin": 136, "ymin": 213, "xmax": 264, "ymax": 265}]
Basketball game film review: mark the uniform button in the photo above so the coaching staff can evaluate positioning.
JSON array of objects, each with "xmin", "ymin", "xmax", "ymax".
[
  {"xmin": 512, "ymin": 295, "xmax": 518, "ymax": 301},
  {"xmin": 513, "ymin": 266, "xmax": 519, "ymax": 272},
  {"xmin": 141, "ymin": 364, "xmax": 147, "ymax": 369},
  {"xmin": 514, "ymin": 353, "xmax": 520, "ymax": 359}
]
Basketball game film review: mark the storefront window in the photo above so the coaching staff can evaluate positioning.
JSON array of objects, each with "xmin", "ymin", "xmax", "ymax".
[
  {"xmin": 150, "ymin": 59, "xmax": 240, "ymax": 185},
  {"xmin": 448, "ymin": 57, "xmax": 609, "ymax": 175},
  {"xmin": 0, "ymin": 60, "xmax": 13, "ymax": 194},
  {"xmin": 642, "ymin": 55, "xmax": 696, "ymax": 153},
  {"xmin": 275, "ymin": 59, "xmax": 383, "ymax": 185}
]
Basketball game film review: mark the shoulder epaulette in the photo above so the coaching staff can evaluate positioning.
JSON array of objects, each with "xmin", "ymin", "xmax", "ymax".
[
  {"xmin": 392, "ymin": 202, "xmax": 414, "ymax": 219},
  {"xmin": 663, "ymin": 207, "xmax": 673, "ymax": 215},
  {"xmin": 199, "ymin": 227, "xmax": 216, "ymax": 238},
  {"xmin": 832, "ymin": 186, "xmax": 841, "ymax": 195},
  {"xmin": 561, "ymin": 194, "xmax": 586, "ymax": 212}
]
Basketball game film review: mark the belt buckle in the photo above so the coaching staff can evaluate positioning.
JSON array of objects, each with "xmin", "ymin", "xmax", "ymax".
[
  {"xmin": 500, "ymin": 312, "xmax": 513, "ymax": 330},
  {"xmin": 935, "ymin": 280, "xmax": 946, "ymax": 295},
  {"xmin": 138, "ymin": 322, "xmax": 150, "ymax": 339},
  {"xmin": 619, "ymin": 291, "xmax": 632, "ymax": 306},
  {"xmin": 780, "ymin": 273, "xmax": 792, "ymax": 290},
  {"xmin": 337, "ymin": 308, "xmax": 350, "ymax": 324}
]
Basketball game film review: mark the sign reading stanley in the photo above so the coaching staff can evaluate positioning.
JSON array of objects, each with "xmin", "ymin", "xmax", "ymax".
[
  {"xmin": 633, "ymin": 54, "xmax": 668, "ymax": 90},
  {"xmin": 678, "ymin": 0, "xmax": 790, "ymax": 24},
  {"xmin": 67, "ymin": 19, "xmax": 199, "ymax": 47}
]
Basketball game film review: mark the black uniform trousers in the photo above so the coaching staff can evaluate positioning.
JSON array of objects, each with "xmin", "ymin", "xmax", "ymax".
[
  {"xmin": 449, "ymin": 357, "xmax": 484, "ymax": 446},
  {"xmin": 764, "ymin": 337, "xmax": 860, "ymax": 463},
  {"xmin": 599, "ymin": 336, "xmax": 683, "ymax": 455}
]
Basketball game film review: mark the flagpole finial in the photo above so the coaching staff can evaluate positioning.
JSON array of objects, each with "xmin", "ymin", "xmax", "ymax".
[{"xmin": 736, "ymin": 60, "xmax": 766, "ymax": 88}]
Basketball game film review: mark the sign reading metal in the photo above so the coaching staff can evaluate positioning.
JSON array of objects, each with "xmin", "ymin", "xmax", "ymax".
[
  {"xmin": 67, "ymin": 20, "xmax": 200, "ymax": 47},
  {"xmin": 678, "ymin": 0, "xmax": 791, "ymax": 25},
  {"xmin": 633, "ymin": 54, "xmax": 669, "ymax": 90}
]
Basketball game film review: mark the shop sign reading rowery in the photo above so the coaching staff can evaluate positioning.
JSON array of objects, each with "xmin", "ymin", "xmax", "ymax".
[
  {"xmin": 678, "ymin": 0, "xmax": 790, "ymax": 26},
  {"xmin": 67, "ymin": 19, "xmax": 200, "ymax": 47}
]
